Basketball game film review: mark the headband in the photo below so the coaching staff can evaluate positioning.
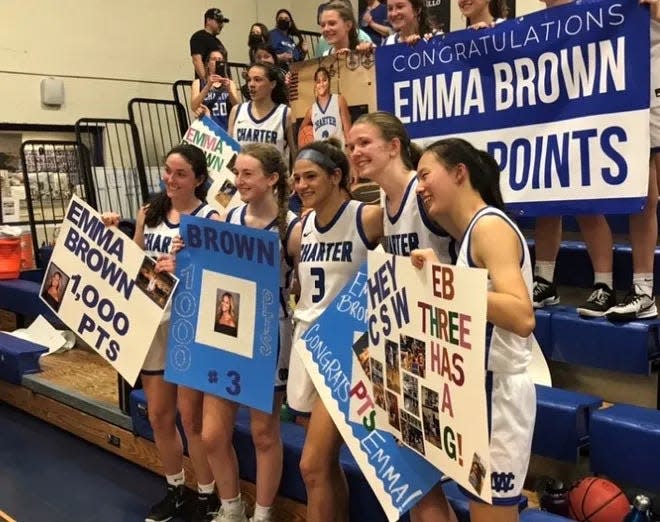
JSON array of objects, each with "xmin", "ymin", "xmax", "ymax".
[{"xmin": 296, "ymin": 148, "xmax": 338, "ymax": 172}]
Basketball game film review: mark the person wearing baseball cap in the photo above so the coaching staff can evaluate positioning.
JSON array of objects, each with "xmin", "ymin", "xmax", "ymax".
[{"xmin": 190, "ymin": 8, "xmax": 230, "ymax": 80}]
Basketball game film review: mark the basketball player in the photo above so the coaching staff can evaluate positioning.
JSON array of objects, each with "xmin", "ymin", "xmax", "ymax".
[
  {"xmin": 287, "ymin": 139, "xmax": 382, "ymax": 522},
  {"xmin": 102, "ymin": 144, "xmax": 222, "ymax": 522},
  {"xmin": 347, "ymin": 111, "xmax": 457, "ymax": 522},
  {"xmin": 191, "ymin": 49, "xmax": 240, "ymax": 131},
  {"xmin": 412, "ymin": 138, "xmax": 536, "ymax": 522},
  {"xmin": 200, "ymin": 144, "xmax": 301, "ymax": 522},
  {"xmin": 298, "ymin": 67, "xmax": 351, "ymax": 147},
  {"xmin": 228, "ymin": 63, "xmax": 294, "ymax": 166}
]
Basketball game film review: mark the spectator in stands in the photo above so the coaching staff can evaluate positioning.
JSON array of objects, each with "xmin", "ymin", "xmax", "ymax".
[
  {"xmin": 190, "ymin": 8, "xmax": 230, "ymax": 80},
  {"xmin": 384, "ymin": 0, "xmax": 431, "ymax": 44},
  {"xmin": 239, "ymin": 45, "xmax": 285, "ymax": 102},
  {"xmin": 316, "ymin": 0, "xmax": 373, "ymax": 56},
  {"xmin": 459, "ymin": 0, "xmax": 508, "ymax": 27},
  {"xmin": 269, "ymin": 9, "xmax": 308, "ymax": 67},
  {"xmin": 191, "ymin": 49, "xmax": 240, "ymax": 130},
  {"xmin": 319, "ymin": 1, "xmax": 361, "ymax": 55},
  {"xmin": 102, "ymin": 145, "xmax": 221, "ymax": 522},
  {"xmin": 247, "ymin": 23, "xmax": 270, "ymax": 63},
  {"xmin": 532, "ymin": 0, "xmax": 616, "ymax": 319},
  {"xmin": 412, "ymin": 138, "xmax": 536, "ymax": 522},
  {"xmin": 359, "ymin": 0, "xmax": 391, "ymax": 44}
]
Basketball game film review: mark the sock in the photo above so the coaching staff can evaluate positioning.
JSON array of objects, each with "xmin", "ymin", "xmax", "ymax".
[
  {"xmin": 633, "ymin": 272, "xmax": 653, "ymax": 296},
  {"xmin": 535, "ymin": 261, "xmax": 555, "ymax": 282},
  {"xmin": 166, "ymin": 469, "xmax": 185, "ymax": 487},
  {"xmin": 221, "ymin": 494, "xmax": 243, "ymax": 515},
  {"xmin": 198, "ymin": 481, "xmax": 215, "ymax": 495},
  {"xmin": 253, "ymin": 503, "xmax": 272, "ymax": 519},
  {"xmin": 594, "ymin": 272, "xmax": 613, "ymax": 289}
]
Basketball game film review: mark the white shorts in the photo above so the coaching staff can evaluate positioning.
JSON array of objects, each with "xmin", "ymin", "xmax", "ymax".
[
  {"xmin": 275, "ymin": 317, "xmax": 293, "ymax": 390},
  {"xmin": 142, "ymin": 321, "xmax": 169, "ymax": 374},
  {"xmin": 651, "ymin": 105, "xmax": 660, "ymax": 151},
  {"xmin": 286, "ymin": 321, "xmax": 317, "ymax": 415},
  {"xmin": 460, "ymin": 371, "xmax": 536, "ymax": 505}
]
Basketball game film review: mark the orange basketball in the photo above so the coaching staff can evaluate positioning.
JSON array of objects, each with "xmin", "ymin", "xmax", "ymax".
[
  {"xmin": 298, "ymin": 125, "xmax": 314, "ymax": 147},
  {"xmin": 568, "ymin": 477, "xmax": 630, "ymax": 522}
]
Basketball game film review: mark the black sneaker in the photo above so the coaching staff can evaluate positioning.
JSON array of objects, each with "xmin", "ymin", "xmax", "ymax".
[
  {"xmin": 190, "ymin": 491, "xmax": 220, "ymax": 522},
  {"xmin": 533, "ymin": 276, "xmax": 560, "ymax": 308},
  {"xmin": 145, "ymin": 484, "xmax": 186, "ymax": 522},
  {"xmin": 577, "ymin": 283, "xmax": 616, "ymax": 317},
  {"xmin": 606, "ymin": 287, "xmax": 658, "ymax": 322}
]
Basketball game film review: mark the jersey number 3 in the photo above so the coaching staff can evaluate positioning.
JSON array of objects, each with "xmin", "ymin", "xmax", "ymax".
[{"xmin": 310, "ymin": 267, "xmax": 325, "ymax": 303}]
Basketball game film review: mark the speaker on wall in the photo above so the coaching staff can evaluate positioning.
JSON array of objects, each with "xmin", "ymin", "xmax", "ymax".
[{"xmin": 40, "ymin": 77, "xmax": 65, "ymax": 107}]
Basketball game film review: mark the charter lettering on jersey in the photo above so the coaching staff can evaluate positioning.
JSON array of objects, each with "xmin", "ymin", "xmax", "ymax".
[
  {"xmin": 144, "ymin": 233, "xmax": 172, "ymax": 254},
  {"xmin": 314, "ymin": 116, "xmax": 337, "ymax": 131},
  {"xmin": 236, "ymin": 127, "xmax": 278, "ymax": 144},
  {"xmin": 300, "ymin": 241, "xmax": 353, "ymax": 263},
  {"xmin": 386, "ymin": 233, "xmax": 420, "ymax": 256}
]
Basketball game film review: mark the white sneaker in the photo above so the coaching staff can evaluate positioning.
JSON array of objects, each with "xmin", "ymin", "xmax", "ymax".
[
  {"xmin": 213, "ymin": 504, "xmax": 248, "ymax": 522},
  {"xmin": 606, "ymin": 287, "xmax": 658, "ymax": 322}
]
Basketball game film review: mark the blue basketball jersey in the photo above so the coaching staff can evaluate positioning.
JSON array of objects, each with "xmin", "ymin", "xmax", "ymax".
[{"xmin": 201, "ymin": 81, "xmax": 231, "ymax": 130}]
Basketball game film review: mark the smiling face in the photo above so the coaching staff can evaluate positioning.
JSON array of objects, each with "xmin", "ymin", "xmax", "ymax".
[
  {"xmin": 457, "ymin": 0, "xmax": 490, "ymax": 20},
  {"xmin": 161, "ymin": 153, "xmax": 202, "ymax": 200},
  {"xmin": 292, "ymin": 158, "xmax": 339, "ymax": 210},
  {"xmin": 233, "ymin": 153, "xmax": 277, "ymax": 204},
  {"xmin": 387, "ymin": 0, "xmax": 418, "ymax": 33},
  {"xmin": 415, "ymin": 151, "xmax": 459, "ymax": 219},
  {"xmin": 320, "ymin": 8, "xmax": 351, "ymax": 48},
  {"xmin": 347, "ymin": 122, "xmax": 395, "ymax": 182},
  {"xmin": 247, "ymin": 65, "xmax": 275, "ymax": 101},
  {"xmin": 221, "ymin": 294, "xmax": 232, "ymax": 313},
  {"xmin": 315, "ymin": 70, "xmax": 330, "ymax": 97}
]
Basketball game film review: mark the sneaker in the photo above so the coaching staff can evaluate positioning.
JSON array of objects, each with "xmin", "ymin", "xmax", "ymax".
[
  {"xmin": 145, "ymin": 484, "xmax": 186, "ymax": 522},
  {"xmin": 213, "ymin": 503, "xmax": 248, "ymax": 522},
  {"xmin": 533, "ymin": 276, "xmax": 560, "ymax": 308},
  {"xmin": 577, "ymin": 283, "xmax": 616, "ymax": 317},
  {"xmin": 190, "ymin": 492, "xmax": 220, "ymax": 522},
  {"xmin": 606, "ymin": 287, "xmax": 658, "ymax": 321}
]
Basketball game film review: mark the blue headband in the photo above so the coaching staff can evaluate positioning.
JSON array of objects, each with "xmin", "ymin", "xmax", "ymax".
[{"xmin": 296, "ymin": 148, "xmax": 338, "ymax": 172}]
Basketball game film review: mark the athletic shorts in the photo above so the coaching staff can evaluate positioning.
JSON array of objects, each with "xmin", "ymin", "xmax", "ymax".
[
  {"xmin": 286, "ymin": 321, "xmax": 317, "ymax": 415},
  {"xmin": 275, "ymin": 317, "xmax": 293, "ymax": 390},
  {"xmin": 460, "ymin": 371, "xmax": 536, "ymax": 505},
  {"xmin": 141, "ymin": 321, "xmax": 169, "ymax": 374}
]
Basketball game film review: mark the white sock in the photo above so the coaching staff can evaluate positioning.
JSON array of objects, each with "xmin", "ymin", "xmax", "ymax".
[
  {"xmin": 221, "ymin": 494, "xmax": 243, "ymax": 514},
  {"xmin": 594, "ymin": 272, "xmax": 613, "ymax": 289},
  {"xmin": 253, "ymin": 503, "xmax": 272, "ymax": 519},
  {"xmin": 166, "ymin": 469, "xmax": 185, "ymax": 487},
  {"xmin": 535, "ymin": 261, "xmax": 555, "ymax": 282},
  {"xmin": 633, "ymin": 272, "xmax": 653, "ymax": 297},
  {"xmin": 198, "ymin": 481, "xmax": 215, "ymax": 495}
]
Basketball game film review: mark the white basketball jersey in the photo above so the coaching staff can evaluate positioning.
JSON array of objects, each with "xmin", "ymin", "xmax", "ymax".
[
  {"xmin": 383, "ymin": 176, "xmax": 454, "ymax": 263},
  {"xmin": 312, "ymin": 94, "xmax": 344, "ymax": 146},
  {"xmin": 226, "ymin": 204, "xmax": 299, "ymax": 319},
  {"xmin": 383, "ymin": 33, "xmax": 400, "ymax": 46},
  {"xmin": 232, "ymin": 102, "xmax": 289, "ymax": 157},
  {"xmin": 455, "ymin": 206, "xmax": 533, "ymax": 374},
  {"xmin": 294, "ymin": 200, "xmax": 374, "ymax": 326},
  {"xmin": 143, "ymin": 203, "xmax": 217, "ymax": 258},
  {"xmin": 651, "ymin": 20, "xmax": 660, "ymax": 109}
]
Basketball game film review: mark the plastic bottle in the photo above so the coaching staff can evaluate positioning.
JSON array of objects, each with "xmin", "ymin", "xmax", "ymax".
[
  {"xmin": 539, "ymin": 479, "xmax": 570, "ymax": 517},
  {"xmin": 623, "ymin": 495, "xmax": 652, "ymax": 522}
]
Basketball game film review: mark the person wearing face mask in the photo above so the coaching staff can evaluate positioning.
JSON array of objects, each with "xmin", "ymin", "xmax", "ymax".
[
  {"xmin": 269, "ymin": 9, "xmax": 308, "ymax": 67},
  {"xmin": 247, "ymin": 23, "xmax": 270, "ymax": 63}
]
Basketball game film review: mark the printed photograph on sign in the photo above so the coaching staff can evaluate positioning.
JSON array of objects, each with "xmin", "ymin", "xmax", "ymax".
[
  {"xmin": 401, "ymin": 410, "xmax": 425, "ymax": 456},
  {"xmin": 371, "ymin": 358, "xmax": 386, "ymax": 409},
  {"xmin": 401, "ymin": 334, "xmax": 426, "ymax": 378},
  {"xmin": 385, "ymin": 338, "xmax": 400, "ymax": 393},
  {"xmin": 136, "ymin": 256, "xmax": 176, "ymax": 309},
  {"xmin": 214, "ymin": 178, "xmax": 238, "ymax": 208},
  {"xmin": 352, "ymin": 331, "xmax": 370, "ymax": 380},
  {"xmin": 469, "ymin": 453, "xmax": 487, "ymax": 495},
  {"xmin": 214, "ymin": 289, "xmax": 240, "ymax": 337},
  {"xmin": 195, "ymin": 270, "xmax": 256, "ymax": 358},
  {"xmin": 421, "ymin": 386, "xmax": 442, "ymax": 449},
  {"xmin": 402, "ymin": 372, "xmax": 420, "ymax": 416},
  {"xmin": 386, "ymin": 390, "xmax": 401, "ymax": 430},
  {"xmin": 41, "ymin": 263, "xmax": 69, "ymax": 312}
]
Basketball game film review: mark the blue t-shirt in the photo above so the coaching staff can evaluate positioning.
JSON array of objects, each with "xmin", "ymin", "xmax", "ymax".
[
  {"xmin": 359, "ymin": 3, "xmax": 389, "ymax": 45},
  {"xmin": 269, "ymin": 28, "xmax": 304, "ymax": 62}
]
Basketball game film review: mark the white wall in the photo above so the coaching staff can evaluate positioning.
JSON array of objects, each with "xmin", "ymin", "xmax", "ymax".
[
  {"xmin": 449, "ymin": 0, "xmax": 545, "ymax": 31},
  {"xmin": 0, "ymin": 0, "xmax": 319, "ymax": 126}
]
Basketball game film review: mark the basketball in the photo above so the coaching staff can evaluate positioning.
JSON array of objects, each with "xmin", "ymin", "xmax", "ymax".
[
  {"xmin": 568, "ymin": 477, "xmax": 630, "ymax": 522},
  {"xmin": 298, "ymin": 125, "xmax": 314, "ymax": 147}
]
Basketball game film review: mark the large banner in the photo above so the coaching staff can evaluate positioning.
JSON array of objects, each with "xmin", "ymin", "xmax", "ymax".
[
  {"xmin": 296, "ymin": 264, "xmax": 444, "ymax": 522},
  {"xmin": 164, "ymin": 215, "xmax": 280, "ymax": 413},
  {"xmin": 40, "ymin": 195, "xmax": 176, "ymax": 385},
  {"xmin": 376, "ymin": 0, "xmax": 650, "ymax": 216},
  {"xmin": 182, "ymin": 116, "xmax": 242, "ymax": 213}
]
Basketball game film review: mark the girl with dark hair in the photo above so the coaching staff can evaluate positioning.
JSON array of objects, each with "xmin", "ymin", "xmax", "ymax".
[
  {"xmin": 102, "ymin": 144, "xmax": 222, "ymax": 522},
  {"xmin": 43, "ymin": 271, "xmax": 62, "ymax": 309},
  {"xmin": 287, "ymin": 138, "xmax": 382, "ymax": 522},
  {"xmin": 228, "ymin": 63, "xmax": 294, "ymax": 165},
  {"xmin": 412, "ymin": 138, "xmax": 535, "ymax": 522},
  {"xmin": 247, "ymin": 23, "xmax": 270, "ymax": 62},
  {"xmin": 269, "ymin": 8, "xmax": 308, "ymax": 65},
  {"xmin": 298, "ymin": 67, "xmax": 351, "ymax": 147},
  {"xmin": 384, "ymin": 0, "xmax": 431, "ymax": 44},
  {"xmin": 240, "ymin": 45, "xmax": 288, "ymax": 103},
  {"xmin": 202, "ymin": 143, "xmax": 301, "ymax": 522},
  {"xmin": 191, "ymin": 49, "xmax": 239, "ymax": 131},
  {"xmin": 347, "ymin": 112, "xmax": 457, "ymax": 522},
  {"xmin": 458, "ymin": 0, "xmax": 508, "ymax": 28},
  {"xmin": 319, "ymin": 2, "xmax": 360, "ymax": 54}
]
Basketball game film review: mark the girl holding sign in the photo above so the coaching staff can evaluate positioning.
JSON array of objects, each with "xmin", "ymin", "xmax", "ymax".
[
  {"xmin": 200, "ymin": 143, "xmax": 301, "ymax": 522},
  {"xmin": 319, "ymin": 2, "xmax": 360, "ymax": 55},
  {"xmin": 103, "ymin": 144, "xmax": 222, "ymax": 522},
  {"xmin": 411, "ymin": 138, "xmax": 536, "ymax": 522},
  {"xmin": 287, "ymin": 139, "xmax": 382, "ymax": 522},
  {"xmin": 347, "ymin": 112, "xmax": 457, "ymax": 522}
]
